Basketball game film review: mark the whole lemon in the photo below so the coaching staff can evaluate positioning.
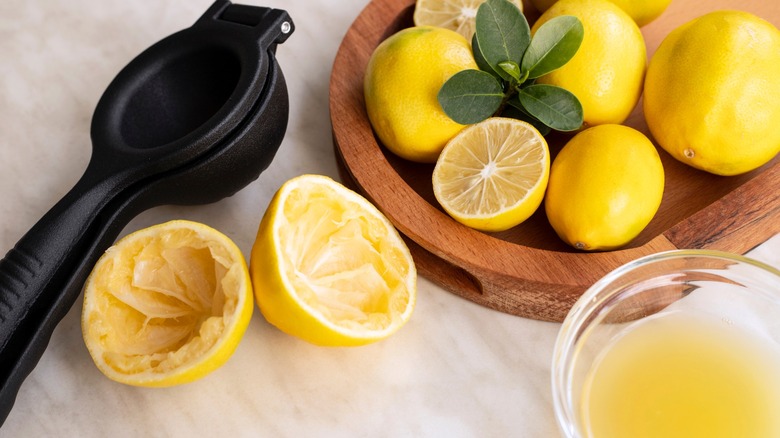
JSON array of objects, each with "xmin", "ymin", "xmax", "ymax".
[
  {"xmin": 532, "ymin": 0, "xmax": 646, "ymax": 127},
  {"xmin": 545, "ymin": 125, "xmax": 664, "ymax": 251},
  {"xmin": 530, "ymin": 0, "xmax": 672, "ymax": 27},
  {"xmin": 607, "ymin": 0, "xmax": 672, "ymax": 27},
  {"xmin": 644, "ymin": 11, "xmax": 780, "ymax": 176},
  {"xmin": 364, "ymin": 26, "xmax": 477, "ymax": 163}
]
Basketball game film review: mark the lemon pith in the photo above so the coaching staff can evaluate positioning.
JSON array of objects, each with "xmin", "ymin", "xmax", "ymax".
[{"xmin": 250, "ymin": 175, "xmax": 416, "ymax": 346}]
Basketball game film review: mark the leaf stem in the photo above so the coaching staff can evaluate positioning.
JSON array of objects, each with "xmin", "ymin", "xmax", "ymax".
[
  {"xmin": 493, "ymin": 86, "xmax": 519, "ymax": 117},
  {"xmin": 518, "ymin": 70, "xmax": 529, "ymax": 85}
]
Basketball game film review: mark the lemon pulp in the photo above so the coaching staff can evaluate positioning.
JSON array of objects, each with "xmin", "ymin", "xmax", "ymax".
[
  {"xmin": 251, "ymin": 175, "xmax": 416, "ymax": 346},
  {"xmin": 82, "ymin": 220, "xmax": 252, "ymax": 386}
]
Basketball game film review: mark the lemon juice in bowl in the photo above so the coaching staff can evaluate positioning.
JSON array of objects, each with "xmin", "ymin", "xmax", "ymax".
[
  {"xmin": 552, "ymin": 250, "xmax": 780, "ymax": 438},
  {"xmin": 582, "ymin": 311, "xmax": 780, "ymax": 437}
]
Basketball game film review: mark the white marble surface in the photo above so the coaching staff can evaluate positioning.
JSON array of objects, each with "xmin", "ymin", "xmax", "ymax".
[{"xmin": 0, "ymin": 1, "xmax": 778, "ymax": 436}]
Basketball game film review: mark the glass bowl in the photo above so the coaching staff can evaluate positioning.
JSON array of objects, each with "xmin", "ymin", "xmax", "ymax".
[{"xmin": 552, "ymin": 249, "xmax": 780, "ymax": 437}]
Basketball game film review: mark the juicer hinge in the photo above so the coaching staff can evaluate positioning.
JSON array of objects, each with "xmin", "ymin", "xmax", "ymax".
[{"xmin": 198, "ymin": 0, "xmax": 294, "ymax": 48}]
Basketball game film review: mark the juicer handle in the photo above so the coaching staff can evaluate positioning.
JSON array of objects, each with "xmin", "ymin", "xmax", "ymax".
[{"xmin": 0, "ymin": 169, "xmax": 140, "ymax": 424}]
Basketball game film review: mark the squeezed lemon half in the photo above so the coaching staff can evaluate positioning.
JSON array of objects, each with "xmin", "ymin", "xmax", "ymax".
[
  {"xmin": 81, "ymin": 220, "xmax": 253, "ymax": 387},
  {"xmin": 250, "ymin": 174, "xmax": 416, "ymax": 347}
]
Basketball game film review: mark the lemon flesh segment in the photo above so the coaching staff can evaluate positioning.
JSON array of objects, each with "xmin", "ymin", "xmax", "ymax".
[
  {"xmin": 413, "ymin": 0, "xmax": 523, "ymax": 40},
  {"xmin": 432, "ymin": 118, "xmax": 550, "ymax": 232},
  {"xmin": 251, "ymin": 175, "xmax": 416, "ymax": 346},
  {"xmin": 81, "ymin": 220, "xmax": 253, "ymax": 387}
]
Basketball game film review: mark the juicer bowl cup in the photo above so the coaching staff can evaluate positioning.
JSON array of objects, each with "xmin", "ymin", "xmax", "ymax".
[{"xmin": 551, "ymin": 249, "xmax": 780, "ymax": 437}]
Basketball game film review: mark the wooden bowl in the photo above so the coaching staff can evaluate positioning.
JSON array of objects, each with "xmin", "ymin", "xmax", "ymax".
[{"xmin": 329, "ymin": 0, "xmax": 780, "ymax": 321}]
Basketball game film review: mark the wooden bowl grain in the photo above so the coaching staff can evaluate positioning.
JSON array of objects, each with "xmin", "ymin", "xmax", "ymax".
[{"xmin": 329, "ymin": 0, "xmax": 780, "ymax": 321}]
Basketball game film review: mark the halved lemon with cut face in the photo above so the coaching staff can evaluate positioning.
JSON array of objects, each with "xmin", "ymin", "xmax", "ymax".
[
  {"xmin": 413, "ymin": 0, "xmax": 524, "ymax": 41},
  {"xmin": 81, "ymin": 220, "xmax": 253, "ymax": 387},
  {"xmin": 432, "ymin": 117, "xmax": 550, "ymax": 232},
  {"xmin": 250, "ymin": 174, "xmax": 416, "ymax": 347}
]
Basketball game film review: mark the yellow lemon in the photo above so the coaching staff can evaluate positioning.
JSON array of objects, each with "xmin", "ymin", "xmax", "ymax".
[
  {"xmin": 250, "ymin": 175, "xmax": 416, "ymax": 346},
  {"xmin": 606, "ymin": 0, "xmax": 672, "ymax": 27},
  {"xmin": 644, "ymin": 11, "xmax": 780, "ymax": 176},
  {"xmin": 545, "ymin": 125, "xmax": 664, "ymax": 251},
  {"xmin": 532, "ymin": 0, "xmax": 646, "ymax": 127},
  {"xmin": 81, "ymin": 220, "xmax": 253, "ymax": 387},
  {"xmin": 413, "ymin": 0, "xmax": 523, "ymax": 40},
  {"xmin": 432, "ymin": 118, "xmax": 549, "ymax": 232},
  {"xmin": 530, "ymin": 0, "xmax": 672, "ymax": 27},
  {"xmin": 364, "ymin": 26, "xmax": 477, "ymax": 163}
]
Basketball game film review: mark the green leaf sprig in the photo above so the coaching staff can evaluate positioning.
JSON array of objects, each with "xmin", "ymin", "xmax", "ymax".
[{"xmin": 437, "ymin": 0, "xmax": 585, "ymax": 134}]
